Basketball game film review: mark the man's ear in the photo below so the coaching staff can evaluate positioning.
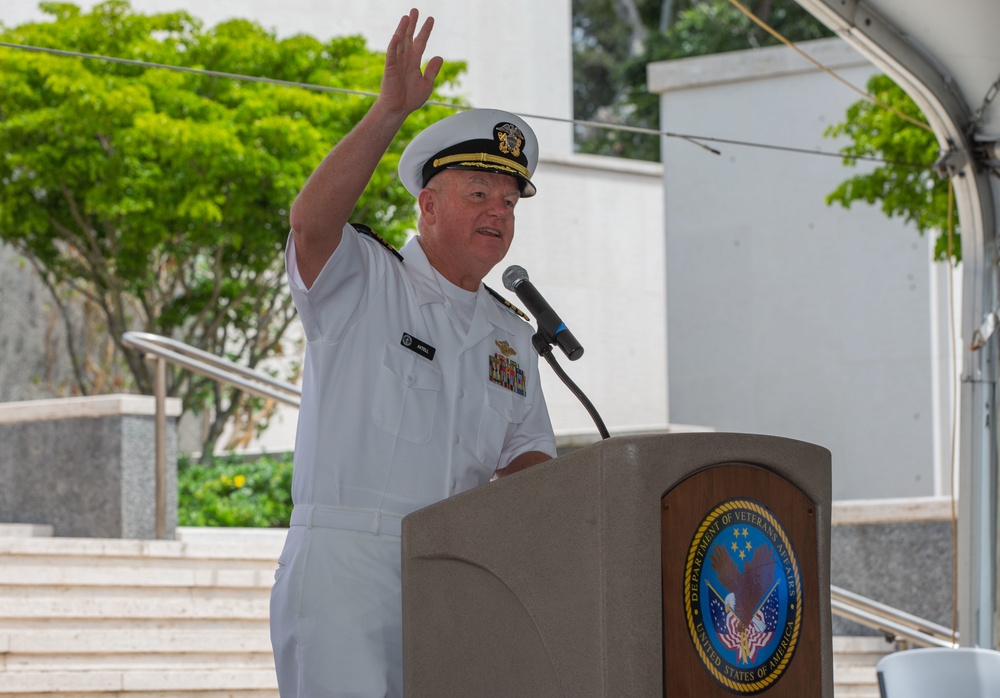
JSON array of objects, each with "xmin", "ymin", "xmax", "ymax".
[{"xmin": 418, "ymin": 188, "xmax": 437, "ymax": 224}]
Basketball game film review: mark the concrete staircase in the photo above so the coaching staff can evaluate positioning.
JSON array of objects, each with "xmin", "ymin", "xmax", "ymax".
[
  {"xmin": 833, "ymin": 636, "xmax": 894, "ymax": 697},
  {"xmin": 0, "ymin": 527, "xmax": 892, "ymax": 696},
  {"xmin": 0, "ymin": 528, "xmax": 284, "ymax": 696}
]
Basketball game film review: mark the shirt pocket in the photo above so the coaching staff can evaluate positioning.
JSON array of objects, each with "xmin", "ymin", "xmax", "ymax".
[
  {"xmin": 476, "ymin": 383, "xmax": 526, "ymax": 466},
  {"xmin": 372, "ymin": 344, "xmax": 443, "ymax": 444}
]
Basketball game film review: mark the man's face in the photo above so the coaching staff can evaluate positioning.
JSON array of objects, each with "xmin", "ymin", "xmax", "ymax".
[{"xmin": 418, "ymin": 169, "xmax": 521, "ymax": 288}]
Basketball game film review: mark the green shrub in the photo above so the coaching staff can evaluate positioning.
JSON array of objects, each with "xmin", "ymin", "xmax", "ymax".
[{"xmin": 177, "ymin": 452, "xmax": 293, "ymax": 527}]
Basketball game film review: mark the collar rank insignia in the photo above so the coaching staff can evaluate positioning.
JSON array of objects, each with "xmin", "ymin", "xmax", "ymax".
[
  {"xmin": 495, "ymin": 340, "xmax": 517, "ymax": 357},
  {"xmin": 352, "ymin": 223, "xmax": 403, "ymax": 262},
  {"xmin": 485, "ymin": 285, "xmax": 529, "ymax": 321}
]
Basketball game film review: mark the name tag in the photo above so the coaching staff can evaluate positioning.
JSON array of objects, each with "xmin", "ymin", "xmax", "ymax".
[{"xmin": 401, "ymin": 332, "xmax": 436, "ymax": 361}]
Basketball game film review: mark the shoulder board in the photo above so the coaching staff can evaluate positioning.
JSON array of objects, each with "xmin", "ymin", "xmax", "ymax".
[
  {"xmin": 352, "ymin": 223, "xmax": 403, "ymax": 262},
  {"xmin": 486, "ymin": 285, "xmax": 530, "ymax": 322}
]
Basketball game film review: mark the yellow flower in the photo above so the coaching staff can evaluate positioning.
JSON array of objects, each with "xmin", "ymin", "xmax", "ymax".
[{"xmin": 233, "ymin": 474, "xmax": 246, "ymax": 488}]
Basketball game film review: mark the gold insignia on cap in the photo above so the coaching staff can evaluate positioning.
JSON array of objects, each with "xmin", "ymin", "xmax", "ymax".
[
  {"xmin": 496, "ymin": 123, "xmax": 524, "ymax": 158},
  {"xmin": 495, "ymin": 340, "xmax": 517, "ymax": 357}
]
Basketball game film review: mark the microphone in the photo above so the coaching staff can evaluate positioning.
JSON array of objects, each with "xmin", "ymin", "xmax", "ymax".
[{"xmin": 502, "ymin": 265, "xmax": 584, "ymax": 361}]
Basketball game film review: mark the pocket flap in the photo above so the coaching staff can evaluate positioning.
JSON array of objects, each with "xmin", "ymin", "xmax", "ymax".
[{"xmin": 381, "ymin": 344, "xmax": 443, "ymax": 391}]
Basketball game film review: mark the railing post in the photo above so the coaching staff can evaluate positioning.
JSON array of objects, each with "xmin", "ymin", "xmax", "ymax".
[
  {"xmin": 154, "ymin": 356, "xmax": 167, "ymax": 540},
  {"xmin": 121, "ymin": 330, "xmax": 305, "ymax": 539}
]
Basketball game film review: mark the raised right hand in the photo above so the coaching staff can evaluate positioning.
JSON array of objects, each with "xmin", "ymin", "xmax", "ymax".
[{"xmin": 379, "ymin": 8, "xmax": 444, "ymax": 118}]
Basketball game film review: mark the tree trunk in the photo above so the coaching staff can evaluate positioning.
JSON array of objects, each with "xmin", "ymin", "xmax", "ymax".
[
  {"xmin": 197, "ymin": 386, "xmax": 245, "ymax": 465},
  {"xmin": 617, "ymin": 0, "xmax": 650, "ymax": 57}
]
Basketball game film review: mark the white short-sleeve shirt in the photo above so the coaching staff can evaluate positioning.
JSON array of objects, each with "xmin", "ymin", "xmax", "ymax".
[{"xmin": 286, "ymin": 224, "xmax": 556, "ymax": 518}]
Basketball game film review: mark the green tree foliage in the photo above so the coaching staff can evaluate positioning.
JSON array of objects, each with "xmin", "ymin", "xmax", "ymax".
[
  {"xmin": 0, "ymin": 1, "xmax": 463, "ymax": 456},
  {"xmin": 573, "ymin": 0, "xmax": 832, "ymax": 161},
  {"xmin": 824, "ymin": 74, "xmax": 957, "ymax": 261}
]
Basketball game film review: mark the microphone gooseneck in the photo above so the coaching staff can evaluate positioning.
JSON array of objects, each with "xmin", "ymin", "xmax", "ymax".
[{"xmin": 502, "ymin": 264, "xmax": 608, "ymax": 440}]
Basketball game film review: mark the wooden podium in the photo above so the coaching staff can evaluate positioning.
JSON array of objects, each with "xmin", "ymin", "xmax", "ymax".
[{"xmin": 401, "ymin": 433, "xmax": 832, "ymax": 697}]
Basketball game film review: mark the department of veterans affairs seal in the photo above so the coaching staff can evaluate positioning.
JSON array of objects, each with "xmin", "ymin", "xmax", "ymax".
[{"xmin": 683, "ymin": 498, "xmax": 802, "ymax": 694}]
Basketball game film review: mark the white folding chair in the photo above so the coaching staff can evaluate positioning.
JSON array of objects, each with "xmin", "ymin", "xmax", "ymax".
[{"xmin": 876, "ymin": 647, "xmax": 1000, "ymax": 697}]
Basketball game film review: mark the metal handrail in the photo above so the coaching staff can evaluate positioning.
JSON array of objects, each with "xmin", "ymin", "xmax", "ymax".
[
  {"xmin": 123, "ymin": 332, "xmax": 962, "ymax": 648},
  {"xmin": 122, "ymin": 331, "xmax": 302, "ymax": 408},
  {"xmin": 831, "ymin": 585, "xmax": 958, "ymax": 649}
]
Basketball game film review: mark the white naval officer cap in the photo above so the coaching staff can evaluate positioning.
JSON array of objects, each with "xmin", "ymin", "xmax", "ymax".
[{"xmin": 398, "ymin": 108, "xmax": 538, "ymax": 198}]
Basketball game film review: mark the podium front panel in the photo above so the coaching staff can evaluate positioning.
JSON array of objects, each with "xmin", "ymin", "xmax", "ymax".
[
  {"xmin": 662, "ymin": 463, "xmax": 821, "ymax": 696},
  {"xmin": 402, "ymin": 432, "xmax": 832, "ymax": 697}
]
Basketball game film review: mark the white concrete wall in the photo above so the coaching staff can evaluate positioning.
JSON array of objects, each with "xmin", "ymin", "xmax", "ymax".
[
  {"xmin": 649, "ymin": 38, "xmax": 954, "ymax": 500},
  {"xmin": 1, "ymin": 0, "xmax": 669, "ymax": 447}
]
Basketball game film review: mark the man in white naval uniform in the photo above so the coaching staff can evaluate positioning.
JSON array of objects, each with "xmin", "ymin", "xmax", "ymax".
[{"xmin": 269, "ymin": 9, "xmax": 557, "ymax": 697}]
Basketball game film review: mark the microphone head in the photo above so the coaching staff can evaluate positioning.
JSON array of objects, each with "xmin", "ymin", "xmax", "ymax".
[{"xmin": 502, "ymin": 265, "xmax": 528, "ymax": 291}]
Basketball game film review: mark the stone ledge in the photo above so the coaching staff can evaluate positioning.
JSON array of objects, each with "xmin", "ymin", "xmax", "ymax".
[
  {"xmin": 649, "ymin": 37, "xmax": 866, "ymax": 93},
  {"xmin": 832, "ymin": 496, "xmax": 954, "ymax": 525},
  {"xmin": 0, "ymin": 394, "xmax": 182, "ymax": 424},
  {"xmin": 0, "ymin": 523, "xmax": 53, "ymax": 537},
  {"xmin": 542, "ymin": 151, "xmax": 664, "ymax": 177}
]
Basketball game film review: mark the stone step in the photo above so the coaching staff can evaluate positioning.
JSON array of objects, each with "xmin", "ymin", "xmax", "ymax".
[
  {"xmin": 834, "ymin": 687, "xmax": 881, "ymax": 696},
  {"xmin": 0, "ymin": 594, "xmax": 269, "ymax": 621},
  {"xmin": 0, "ymin": 533, "xmax": 279, "ymax": 694},
  {"xmin": 0, "ymin": 535, "xmax": 284, "ymax": 564},
  {"xmin": 834, "ymin": 663, "xmax": 882, "ymax": 688},
  {"xmin": 1, "ymin": 627, "xmax": 272, "ymax": 657},
  {"xmin": 833, "ymin": 635, "xmax": 895, "ymax": 662},
  {"xmin": 4, "ymin": 651, "xmax": 275, "ymax": 673},
  {"xmin": 0, "ymin": 563, "xmax": 276, "ymax": 589},
  {"xmin": 0, "ymin": 669, "xmax": 279, "ymax": 694},
  {"xmin": 831, "ymin": 636, "xmax": 893, "ymax": 698}
]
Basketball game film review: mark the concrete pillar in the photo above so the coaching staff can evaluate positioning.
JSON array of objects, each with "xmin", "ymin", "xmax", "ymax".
[{"xmin": 0, "ymin": 395, "xmax": 181, "ymax": 539}]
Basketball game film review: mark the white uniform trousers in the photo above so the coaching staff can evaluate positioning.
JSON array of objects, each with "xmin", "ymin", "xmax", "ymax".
[{"xmin": 270, "ymin": 522, "xmax": 403, "ymax": 697}]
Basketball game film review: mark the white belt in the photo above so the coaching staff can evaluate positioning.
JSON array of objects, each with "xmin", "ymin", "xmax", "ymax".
[{"xmin": 290, "ymin": 505, "xmax": 404, "ymax": 537}]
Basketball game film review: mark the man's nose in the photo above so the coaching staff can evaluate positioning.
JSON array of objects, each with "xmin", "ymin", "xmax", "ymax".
[{"xmin": 487, "ymin": 195, "xmax": 510, "ymax": 217}]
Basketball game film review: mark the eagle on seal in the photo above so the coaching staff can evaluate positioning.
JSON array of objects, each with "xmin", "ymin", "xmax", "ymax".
[{"xmin": 709, "ymin": 542, "xmax": 777, "ymax": 632}]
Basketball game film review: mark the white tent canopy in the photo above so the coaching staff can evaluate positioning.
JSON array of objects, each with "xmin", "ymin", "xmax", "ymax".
[{"xmin": 798, "ymin": 0, "xmax": 1000, "ymax": 647}]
